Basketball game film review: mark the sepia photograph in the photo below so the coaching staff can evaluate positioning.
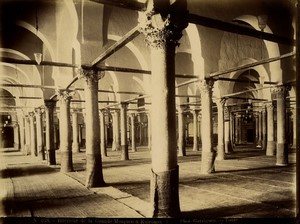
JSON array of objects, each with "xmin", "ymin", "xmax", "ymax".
[{"xmin": 0, "ymin": 0, "xmax": 298, "ymax": 223}]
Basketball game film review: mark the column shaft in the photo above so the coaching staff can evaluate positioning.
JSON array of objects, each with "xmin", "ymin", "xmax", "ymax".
[
  {"xmin": 81, "ymin": 70, "xmax": 105, "ymax": 187},
  {"xmin": 200, "ymin": 80, "xmax": 216, "ymax": 174},
  {"xmin": 266, "ymin": 103, "xmax": 275, "ymax": 156},
  {"xmin": 57, "ymin": 90, "xmax": 73, "ymax": 172},
  {"xmin": 35, "ymin": 109, "xmax": 45, "ymax": 160},
  {"xmin": 112, "ymin": 111, "xmax": 120, "ymax": 151},
  {"xmin": 29, "ymin": 112, "xmax": 37, "ymax": 157},
  {"xmin": 262, "ymin": 106, "xmax": 267, "ymax": 151},
  {"xmin": 130, "ymin": 113, "xmax": 136, "ymax": 152},
  {"xmin": 72, "ymin": 110, "xmax": 80, "ymax": 153},
  {"xmin": 192, "ymin": 110, "xmax": 199, "ymax": 151},
  {"xmin": 120, "ymin": 103, "xmax": 129, "ymax": 160},
  {"xmin": 24, "ymin": 116, "xmax": 31, "ymax": 155},
  {"xmin": 216, "ymin": 99, "xmax": 225, "ymax": 160},
  {"xmin": 177, "ymin": 107, "xmax": 186, "ymax": 157},
  {"xmin": 45, "ymin": 100, "xmax": 56, "ymax": 165},
  {"xmin": 100, "ymin": 110, "xmax": 107, "ymax": 157},
  {"xmin": 13, "ymin": 124, "xmax": 20, "ymax": 150},
  {"xmin": 224, "ymin": 104, "xmax": 233, "ymax": 153},
  {"xmin": 257, "ymin": 112, "xmax": 262, "ymax": 147}
]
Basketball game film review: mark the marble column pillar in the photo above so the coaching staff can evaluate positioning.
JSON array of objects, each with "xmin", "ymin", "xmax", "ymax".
[
  {"xmin": 224, "ymin": 102, "xmax": 233, "ymax": 153},
  {"xmin": 147, "ymin": 112, "xmax": 151, "ymax": 150},
  {"xmin": 235, "ymin": 115, "xmax": 239, "ymax": 144},
  {"xmin": 292, "ymin": 108, "xmax": 296, "ymax": 148},
  {"xmin": 71, "ymin": 109, "xmax": 80, "ymax": 153},
  {"xmin": 57, "ymin": 89, "xmax": 74, "ymax": 172},
  {"xmin": 139, "ymin": 7, "xmax": 187, "ymax": 217},
  {"xmin": 266, "ymin": 102, "xmax": 275, "ymax": 156},
  {"xmin": 192, "ymin": 109, "xmax": 199, "ymax": 151},
  {"xmin": 273, "ymin": 86, "xmax": 289, "ymax": 166},
  {"xmin": 130, "ymin": 113, "xmax": 136, "ymax": 152},
  {"xmin": 29, "ymin": 112, "xmax": 37, "ymax": 157},
  {"xmin": 120, "ymin": 102, "xmax": 129, "ymax": 160},
  {"xmin": 112, "ymin": 110, "xmax": 121, "ymax": 151},
  {"xmin": 35, "ymin": 108, "xmax": 45, "ymax": 160},
  {"xmin": 230, "ymin": 113, "xmax": 235, "ymax": 147},
  {"xmin": 177, "ymin": 106, "xmax": 186, "ymax": 157},
  {"xmin": 257, "ymin": 111, "xmax": 262, "ymax": 147},
  {"xmin": 199, "ymin": 79, "xmax": 216, "ymax": 174},
  {"xmin": 18, "ymin": 114, "xmax": 26, "ymax": 154},
  {"xmin": 45, "ymin": 100, "xmax": 56, "ymax": 165},
  {"xmin": 80, "ymin": 68, "xmax": 105, "ymax": 187},
  {"xmin": 24, "ymin": 115, "xmax": 31, "ymax": 155},
  {"xmin": 262, "ymin": 106, "xmax": 267, "ymax": 151},
  {"xmin": 13, "ymin": 123, "xmax": 19, "ymax": 150},
  {"xmin": 100, "ymin": 109, "xmax": 107, "ymax": 157},
  {"xmin": 255, "ymin": 114, "xmax": 259, "ymax": 145},
  {"xmin": 216, "ymin": 99, "xmax": 225, "ymax": 160}
]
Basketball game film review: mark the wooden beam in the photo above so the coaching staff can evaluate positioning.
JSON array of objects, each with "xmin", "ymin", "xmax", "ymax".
[
  {"xmin": 0, "ymin": 57, "xmax": 77, "ymax": 68},
  {"xmin": 88, "ymin": 0, "xmax": 146, "ymax": 11},
  {"xmin": 187, "ymin": 13, "xmax": 295, "ymax": 46},
  {"xmin": 176, "ymin": 52, "xmax": 295, "ymax": 88},
  {"xmin": 0, "ymin": 83, "xmax": 56, "ymax": 89},
  {"xmin": 216, "ymin": 77, "xmax": 277, "ymax": 85},
  {"xmin": 91, "ymin": 26, "xmax": 141, "ymax": 66}
]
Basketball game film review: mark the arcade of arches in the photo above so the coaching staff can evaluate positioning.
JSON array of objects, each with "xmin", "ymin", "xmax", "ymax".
[{"xmin": 0, "ymin": 0, "xmax": 298, "ymax": 219}]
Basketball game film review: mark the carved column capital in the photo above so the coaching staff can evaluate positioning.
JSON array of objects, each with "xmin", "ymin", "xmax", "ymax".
[
  {"xmin": 78, "ymin": 68, "xmax": 105, "ymax": 83},
  {"xmin": 44, "ymin": 100, "xmax": 56, "ymax": 110},
  {"xmin": 56, "ymin": 89, "xmax": 75, "ymax": 102},
  {"xmin": 216, "ymin": 98, "xmax": 226, "ymax": 109},
  {"xmin": 271, "ymin": 86, "xmax": 289, "ymax": 98},
  {"xmin": 138, "ymin": 10, "xmax": 188, "ymax": 49},
  {"xmin": 29, "ymin": 111, "xmax": 35, "ymax": 117},
  {"xmin": 266, "ymin": 102, "xmax": 274, "ymax": 111}
]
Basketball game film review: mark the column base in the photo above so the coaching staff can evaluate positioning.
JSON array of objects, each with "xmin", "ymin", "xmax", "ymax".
[
  {"xmin": 60, "ymin": 151, "xmax": 74, "ymax": 173},
  {"xmin": 216, "ymin": 144, "xmax": 225, "ymax": 161},
  {"xmin": 131, "ymin": 145, "xmax": 136, "ymax": 152},
  {"xmin": 201, "ymin": 151, "xmax": 216, "ymax": 174},
  {"xmin": 101, "ymin": 144, "xmax": 107, "ymax": 157},
  {"xmin": 177, "ymin": 144, "xmax": 186, "ymax": 157},
  {"xmin": 72, "ymin": 143, "xmax": 80, "ymax": 153},
  {"xmin": 150, "ymin": 166, "xmax": 180, "ymax": 218},
  {"xmin": 121, "ymin": 145, "xmax": 129, "ymax": 160},
  {"xmin": 47, "ymin": 149, "xmax": 56, "ymax": 165},
  {"xmin": 276, "ymin": 143, "xmax": 288, "ymax": 166},
  {"xmin": 24, "ymin": 144, "xmax": 30, "ymax": 155},
  {"xmin": 14, "ymin": 143, "xmax": 20, "ymax": 151},
  {"xmin": 192, "ymin": 145, "xmax": 199, "ymax": 151},
  {"xmin": 266, "ymin": 141, "xmax": 276, "ymax": 156},
  {"xmin": 256, "ymin": 140, "xmax": 262, "ymax": 148},
  {"xmin": 225, "ymin": 141, "xmax": 233, "ymax": 154},
  {"xmin": 85, "ymin": 153, "xmax": 106, "ymax": 188},
  {"xmin": 37, "ymin": 146, "xmax": 45, "ymax": 160},
  {"xmin": 262, "ymin": 137, "xmax": 267, "ymax": 151}
]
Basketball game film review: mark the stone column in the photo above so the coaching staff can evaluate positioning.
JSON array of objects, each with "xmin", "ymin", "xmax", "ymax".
[
  {"xmin": 230, "ymin": 113, "xmax": 235, "ymax": 147},
  {"xmin": 199, "ymin": 79, "xmax": 216, "ymax": 174},
  {"xmin": 257, "ymin": 111, "xmax": 262, "ymax": 147},
  {"xmin": 24, "ymin": 115, "xmax": 31, "ymax": 155},
  {"xmin": 129, "ymin": 113, "xmax": 136, "ymax": 152},
  {"xmin": 235, "ymin": 115, "xmax": 239, "ymax": 144},
  {"xmin": 56, "ymin": 89, "xmax": 74, "ymax": 172},
  {"xmin": 35, "ymin": 108, "xmax": 45, "ymax": 160},
  {"xmin": 29, "ymin": 112, "xmax": 37, "ymax": 157},
  {"xmin": 177, "ymin": 106, "xmax": 186, "ymax": 157},
  {"xmin": 192, "ymin": 109, "xmax": 199, "ymax": 151},
  {"xmin": 112, "ymin": 110, "xmax": 121, "ymax": 151},
  {"xmin": 100, "ymin": 109, "xmax": 107, "ymax": 157},
  {"xmin": 224, "ymin": 102, "xmax": 233, "ymax": 153},
  {"xmin": 147, "ymin": 112, "xmax": 151, "ymax": 150},
  {"xmin": 262, "ymin": 105, "xmax": 267, "ymax": 151},
  {"xmin": 120, "ymin": 102, "xmax": 129, "ymax": 160},
  {"xmin": 255, "ymin": 114, "xmax": 259, "ymax": 145},
  {"xmin": 266, "ymin": 102, "xmax": 275, "ymax": 156},
  {"xmin": 71, "ymin": 109, "xmax": 80, "ymax": 153},
  {"xmin": 292, "ymin": 108, "xmax": 296, "ymax": 148},
  {"xmin": 139, "ymin": 5, "xmax": 187, "ymax": 217},
  {"xmin": 273, "ymin": 86, "xmax": 289, "ymax": 166},
  {"xmin": 13, "ymin": 123, "xmax": 20, "ymax": 150},
  {"xmin": 18, "ymin": 114, "xmax": 26, "ymax": 154},
  {"xmin": 45, "ymin": 100, "xmax": 56, "ymax": 165},
  {"xmin": 80, "ymin": 68, "xmax": 105, "ymax": 187},
  {"xmin": 216, "ymin": 99, "xmax": 225, "ymax": 160}
]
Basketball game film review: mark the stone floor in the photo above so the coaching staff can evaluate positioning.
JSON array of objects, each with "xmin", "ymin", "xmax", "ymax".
[{"xmin": 0, "ymin": 144, "xmax": 297, "ymax": 223}]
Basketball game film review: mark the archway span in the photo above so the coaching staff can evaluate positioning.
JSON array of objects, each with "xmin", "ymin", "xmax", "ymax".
[{"xmin": 233, "ymin": 15, "xmax": 282, "ymax": 83}]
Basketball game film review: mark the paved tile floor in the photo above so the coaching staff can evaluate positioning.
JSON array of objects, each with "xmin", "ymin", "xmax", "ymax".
[{"xmin": 0, "ymin": 145, "xmax": 296, "ymax": 221}]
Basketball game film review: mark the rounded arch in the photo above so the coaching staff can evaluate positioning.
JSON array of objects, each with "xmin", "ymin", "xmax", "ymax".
[
  {"xmin": 185, "ymin": 24, "xmax": 205, "ymax": 79},
  {"xmin": 233, "ymin": 15, "xmax": 282, "ymax": 83}
]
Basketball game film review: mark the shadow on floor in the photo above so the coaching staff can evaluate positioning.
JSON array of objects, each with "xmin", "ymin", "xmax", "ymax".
[{"xmin": 1, "ymin": 165, "xmax": 56, "ymax": 178}]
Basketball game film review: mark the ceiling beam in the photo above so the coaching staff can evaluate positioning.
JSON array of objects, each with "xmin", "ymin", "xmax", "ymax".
[
  {"xmin": 91, "ymin": 26, "xmax": 141, "ymax": 66},
  {"xmin": 89, "ymin": 0, "xmax": 146, "ymax": 11},
  {"xmin": 187, "ymin": 14, "xmax": 295, "ymax": 46}
]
